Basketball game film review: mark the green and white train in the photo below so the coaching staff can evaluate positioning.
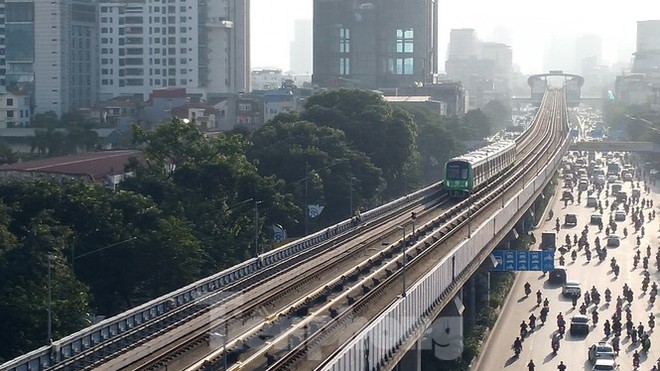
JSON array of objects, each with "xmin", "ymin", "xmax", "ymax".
[{"xmin": 444, "ymin": 141, "xmax": 517, "ymax": 197}]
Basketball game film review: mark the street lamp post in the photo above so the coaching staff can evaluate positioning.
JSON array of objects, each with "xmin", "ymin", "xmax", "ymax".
[
  {"xmin": 47, "ymin": 253, "xmax": 52, "ymax": 344},
  {"xmin": 304, "ymin": 162, "xmax": 309, "ymax": 236},
  {"xmin": 467, "ymin": 205, "xmax": 472, "ymax": 238},
  {"xmin": 223, "ymin": 321, "xmax": 228, "ymax": 370},
  {"xmin": 254, "ymin": 200, "xmax": 263, "ymax": 258},
  {"xmin": 349, "ymin": 177, "xmax": 354, "ymax": 219},
  {"xmin": 398, "ymin": 226, "xmax": 407, "ymax": 298}
]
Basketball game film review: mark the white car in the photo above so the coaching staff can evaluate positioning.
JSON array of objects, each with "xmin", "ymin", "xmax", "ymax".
[
  {"xmin": 592, "ymin": 358, "xmax": 618, "ymax": 370},
  {"xmin": 562, "ymin": 280, "xmax": 581, "ymax": 296},
  {"xmin": 588, "ymin": 342, "xmax": 615, "ymax": 363}
]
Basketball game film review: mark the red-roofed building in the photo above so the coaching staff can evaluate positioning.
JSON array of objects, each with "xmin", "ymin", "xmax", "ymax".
[{"xmin": 0, "ymin": 150, "xmax": 141, "ymax": 189}]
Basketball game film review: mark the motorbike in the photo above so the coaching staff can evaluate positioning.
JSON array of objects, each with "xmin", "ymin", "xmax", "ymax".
[
  {"xmin": 551, "ymin": 340, "xmax": 560, "ymax": 355},
  {"xmin": 649, "ymin": 316, "xmax": 655, "ymax": 330},
  {"xmin": 513, "ymin": 342, "xmax": 522, "ymax": 357},
  {"xmin": 592, "ymin": 311, "xmax": 599, "ymax": 325},
  {"xmin": 520, "ymin": 326, "xmax": 528, "ymax": 338},
  {"xmin": 614, "ymin": 265, "xmax": 620, "ymax": 278},
  {"xmin": 642, "ymin": 336, "xmax": 651, "ymax": 352},
  {"xmin": 571, "ymin": 250, "xmax": 577, "ymax": 262},
  {"xmin": 524, "ymin": 284, "xmax": 531, "ymax": 297}
]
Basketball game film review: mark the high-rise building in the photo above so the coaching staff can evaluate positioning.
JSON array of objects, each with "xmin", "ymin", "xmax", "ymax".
[
  {"xmin": 445, "ymin": 30, "xmax": 512, "ymax": 108},
  {"xmin": 312, "ymin": 0, "xmax": 438, "ymax": 89},
  {"xmin": 447, "ymin": 29, "xmax": 479, "ymax": 60},
  {"xmin": 98, "ymin": 0, "xmax": 250, "ymax": 102},
  {"xmin": 289, "ymin": 19, "xmax": 312, "ymax": 74},
  {"xmin": 575, "ymin": 34, "xmax": 602, "ymax": 75},
  {"xmin": 632, "ymin": 20, "xmax": 660, "ymax": 73},
  {"xmin": 1, "ymin": 0, "xmax": 99, "ymax": 116}
]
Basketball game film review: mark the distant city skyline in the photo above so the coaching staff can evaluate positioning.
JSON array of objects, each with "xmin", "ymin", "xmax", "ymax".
[{"xmin": 251, "ymin": 0, "xmax": 659, "ymax": 74}]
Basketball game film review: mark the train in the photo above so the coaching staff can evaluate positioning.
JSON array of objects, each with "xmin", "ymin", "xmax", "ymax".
[{"xmin": 444, "ymin": 140, "xmax": 517, "ymax": 197}]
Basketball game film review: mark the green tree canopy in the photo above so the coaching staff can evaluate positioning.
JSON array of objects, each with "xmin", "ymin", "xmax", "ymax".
[
  {"xmin": 302, "ymin": 89, "xmax": 419, "ymax": 198},
  {"xmin": 0, "ymin": 209, "xmax": 91, "ymax": 361},
  {"xmin": 248, "ymin": 119, "xmax": 384, "ymax": 231},
  {"xmin": 127, "ymin": 119, "xmax": 299, "ymax": 267}
]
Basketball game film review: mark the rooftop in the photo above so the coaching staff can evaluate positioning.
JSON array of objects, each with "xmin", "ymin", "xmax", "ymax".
[{"xmin": 0, "ymin": 150, "xmax": 141, "ymax": 182}]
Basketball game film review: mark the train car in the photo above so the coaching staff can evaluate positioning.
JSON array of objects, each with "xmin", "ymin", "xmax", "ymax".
[{"xmin": 444, "ymin": 141, "xmax": 517, "ymax": 197}]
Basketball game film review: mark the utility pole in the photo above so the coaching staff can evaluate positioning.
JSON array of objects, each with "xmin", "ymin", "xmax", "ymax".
[
  {"xmin": 398, "ymin": 226, "xmax": 407, "ymax": 298},
  {"xmin": 349, "ymin": 177, "xmax": 354, "ymax": 219},
  {"xmin": 47, "ymin": 253, "xmax": 52, "ymax": 344},
  {"xmin": 304, "ymin": 162, "xmax": 309, "ymax": 236},
  {"xmin": 254, "ymin": 200, "xmax": 263, "ymax": 258}
]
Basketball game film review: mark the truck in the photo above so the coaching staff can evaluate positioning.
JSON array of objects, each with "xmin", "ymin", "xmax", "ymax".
[{"xmin": 541, "ymin": 231, "xmax": 556, "ymax": 250}]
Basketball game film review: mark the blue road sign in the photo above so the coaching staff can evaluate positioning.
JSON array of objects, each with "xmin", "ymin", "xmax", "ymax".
[
  {"xmin": 541, "ymin": 250, "xmax": 555, "ymax": 271},
  {"xmin": 491, "ymin": 250, "xmax": 555, "ymax": 272}
]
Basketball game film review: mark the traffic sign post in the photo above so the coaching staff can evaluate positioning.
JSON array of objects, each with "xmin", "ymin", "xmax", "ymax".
[{"xmin": 491, "ymin": 250, "xmax": 555, "ymax": 272}]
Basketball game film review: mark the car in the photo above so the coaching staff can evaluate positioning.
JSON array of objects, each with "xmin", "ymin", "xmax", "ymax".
[
  {"xmin": 616, "ymin": 191, "xmax": 627, "ymax": 202},
  {"xmin": 607, "ymin": 175, "xmax": 618, "ymax": 182},
  {"xmin": 591, "ymin": 358, "xmax": 618, "ymax": 370},
  {"xmin": 594, "ymin": 175, "xmax": 606, "ymax": 186},
  {"xmin": 564, "ymin": 213, "xmax": 578, "ymax": 226},
  {"xmin": 614, "ymin": 210, "xmax": 626, "ymax": 222},
  {"xmin": 564, "ymin": 179, "xmax": 573, "ymax": 188},
  {"xmin": 549, "ymin": 266, "xmax": 567, "ymax": 284},
  {"xmin": 586, "ymin": 196, "xmax": 598, "ymax": 207},
  {"xmin": 578, "ymin": 180, "xmax": 589, "ymax": 191},
  {"xmin": 588, "ymin": 342, "xmax": 616, "ymax": 363},
  {"xmin": 632, "ymin": 188, "xmax": 641, "ymax": 198},
  {"xmin": 562, "ymin": 280, "xmax": 581, "ymax": 296},
  {"xmin": 590, "ymin": 214, "xmax": 602, "ymax": 225},
  {"xmin": 607, "ymin": 234, "xmax": 620, "ymax": 247},
  {"xmin": 622, "ymin": 172, "xmax": 633, "ymax": 181},
  {"xmin": 611, "ymin": 182, "xmax": 623, "ymax": 193},
  {"xmin": 570, "ymin": 314, "xmax": 590, "ymax": 334},
  {"xmin": 561, "ymin": 191, "xmax": 574, "ymax": 201}
]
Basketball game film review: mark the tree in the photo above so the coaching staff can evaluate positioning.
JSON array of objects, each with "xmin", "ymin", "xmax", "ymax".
[
  {"xmin": 0, "ymin": 140, "xmax": 18, "ymax": 165},
  {"xmin": 482, "ymin": 100, "xmax": 512, "ymax": 132},
  {"xmin": 404, "ymin": 106, "xmax": 465, "ymax": 184},
  {"xmin": 127, "ymin": 119, "xmax": 300, "ymax": 268},
  {"xmin": 302, "ymin": 89, "xmax": 419, "ymax": 198},
  {"xmin": 0, "ymin": 210, "xmax": 91, "ymax": 361},
  {"xmin": 459, "ymin": 109, "xmax": 493, "ymax": 141},
  {"xmin": 31, "ymin": 111, "xmax": 60, "ymax": 128},
  {"xmin": 248, "ymin": 119, "xmax": 384, "ymax": 232}
]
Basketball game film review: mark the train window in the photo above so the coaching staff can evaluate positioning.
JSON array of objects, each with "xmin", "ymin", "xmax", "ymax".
[{"xmin": 447, "ymin": 162, "xmax": 469, "ymax": 180}]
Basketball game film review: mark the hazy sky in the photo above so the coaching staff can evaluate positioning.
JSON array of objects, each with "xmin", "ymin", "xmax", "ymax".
[{"xmin": 251, "ymin": 0, "xmax": 659, "ymax": 74}]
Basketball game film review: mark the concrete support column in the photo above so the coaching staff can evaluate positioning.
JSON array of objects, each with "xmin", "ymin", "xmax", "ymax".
[
  {"xmin": 464, "ymin": 279, "xmax": 476, "ymax": 328},
  {"xmin": 397, "ymin": 337, "xmax": 422, "ymax": 371}
]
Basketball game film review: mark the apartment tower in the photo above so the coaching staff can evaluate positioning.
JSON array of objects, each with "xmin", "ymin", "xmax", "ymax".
[{"xmin": 312, "ymin": 0, "xmax": 438, "ymax": 89}]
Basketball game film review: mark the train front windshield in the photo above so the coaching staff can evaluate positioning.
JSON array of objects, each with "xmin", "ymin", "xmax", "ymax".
[{"xmin": 447, "ymin": 162, "xmax": 469, "ymax": 180}]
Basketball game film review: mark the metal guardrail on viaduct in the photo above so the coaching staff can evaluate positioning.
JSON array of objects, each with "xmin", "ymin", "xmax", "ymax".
[
  {"xmin": 318, "ymin": 91, "xmax": 571, "ymax": 371},
  {"xmin": 2, "ymin": 90, "xmax": 571, "ymax": 371}
]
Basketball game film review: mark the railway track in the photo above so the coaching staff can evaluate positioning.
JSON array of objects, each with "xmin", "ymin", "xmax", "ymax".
[
  {"xmin": 218, "ymin": 89, "xmax": 564, "ymax": 370},
  {"xmin": 66, "ymin": 91, "xmax": 564, "ymax": 371},
  {"xmin": 46, "ymin": 177, "xmax": 446, "ymax": 370},
  {"xmin": 180, "ymin": 91, "xmax": 568, "ymax": 370}
]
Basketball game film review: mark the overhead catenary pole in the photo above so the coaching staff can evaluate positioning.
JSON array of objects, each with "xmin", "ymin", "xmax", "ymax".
[
  {"xmin": 304, "ymin": 162, "xmax": 309, "ymax": 236},
  {"xmin": 47, "ymin": 253, "xmax": 52, "ymax": 344}
]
